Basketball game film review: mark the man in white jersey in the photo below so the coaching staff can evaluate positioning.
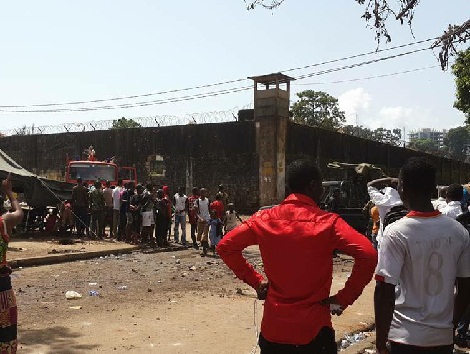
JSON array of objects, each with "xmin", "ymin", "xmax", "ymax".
[
  {"xmin": 173, "ymin": 187, "xmax": 188, "ymax": 245},
  {"xmin": 441, "ymin": 183, "xmax": 463, "ymax": 219},
  {"xmin": 374, "ymin": 157, "xmax": 470, "ymax": 354}
]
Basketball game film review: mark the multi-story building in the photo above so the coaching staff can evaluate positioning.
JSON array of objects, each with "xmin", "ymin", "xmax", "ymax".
[{"xmin": 408, "ymin": 128, "xmax": 448, "ymax": 149}]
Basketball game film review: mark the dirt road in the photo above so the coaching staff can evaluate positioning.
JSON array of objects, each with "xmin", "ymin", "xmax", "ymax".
[{"xmin": 12, "ymin": 246, "xmax": 375, "ymax": 354}]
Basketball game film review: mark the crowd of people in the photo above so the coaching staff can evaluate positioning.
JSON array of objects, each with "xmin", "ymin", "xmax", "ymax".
[{"xmin": 67, "ymin": 179, "xmax": 242, "ymax": 256}]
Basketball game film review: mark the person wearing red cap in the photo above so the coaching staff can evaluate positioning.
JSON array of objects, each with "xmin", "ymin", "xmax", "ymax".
[{"xmin": 217, "ymin": 159, "xmax": 377, "ymax": 353}]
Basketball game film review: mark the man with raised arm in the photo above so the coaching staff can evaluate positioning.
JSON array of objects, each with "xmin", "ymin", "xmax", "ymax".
[{"xmin": 374, "ymin": 157, "xmax": 470, "ymax": 354}]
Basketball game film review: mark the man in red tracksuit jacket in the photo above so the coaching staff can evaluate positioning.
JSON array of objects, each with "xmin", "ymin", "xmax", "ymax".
[{"xmin": 217, "ymin": 159, "xmax": 377, "ymax": 353}]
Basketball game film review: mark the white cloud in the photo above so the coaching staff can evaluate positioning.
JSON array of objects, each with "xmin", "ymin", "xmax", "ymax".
[
  {"xmin": 338, "ymin": 88, "xmax": 372, "ymax": 125},
  {"xmin": 378, "ymin": 106, "xmax": 413, "ymax": 127}
]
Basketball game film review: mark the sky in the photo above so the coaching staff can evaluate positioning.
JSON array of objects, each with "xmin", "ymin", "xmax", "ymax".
[{"xmin": 0, "ymin": 1, "xmax": 469, "ymax": 135}]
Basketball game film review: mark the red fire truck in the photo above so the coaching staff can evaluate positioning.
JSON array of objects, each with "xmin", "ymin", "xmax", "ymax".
[{"xmin": 65, "ymin": 160, "xmax": 137, "ymax": 186}]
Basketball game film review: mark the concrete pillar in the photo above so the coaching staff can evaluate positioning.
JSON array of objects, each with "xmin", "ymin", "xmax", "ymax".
[{"xmin": 249, "ymin": 73, "xmax": 294, "ymax": 207}]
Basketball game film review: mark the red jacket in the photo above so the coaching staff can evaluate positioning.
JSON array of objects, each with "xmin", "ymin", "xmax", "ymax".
[{"xmin": 217, "ymin": 193, "xmax": 377, "ymax": 345}]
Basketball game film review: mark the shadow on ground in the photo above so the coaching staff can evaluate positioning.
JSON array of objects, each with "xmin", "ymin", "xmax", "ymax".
[{"xmin": 19, "ymin": 325, "xmax": 99, "ymax": 354}]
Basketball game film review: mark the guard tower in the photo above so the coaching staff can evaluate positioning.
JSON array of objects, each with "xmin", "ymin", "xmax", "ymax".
[{"xmin": 248, "ymin": 72, "xmax": 295, "ymax": 207}]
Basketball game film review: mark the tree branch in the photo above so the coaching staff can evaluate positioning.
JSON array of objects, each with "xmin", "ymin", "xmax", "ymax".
[
  {"xmin": 432, "ymin": 20, "xmax": 470, "ymax": 70},
  {"xmin": 395, "ymin": 0, "xmax": 419, "ymax": 21}
]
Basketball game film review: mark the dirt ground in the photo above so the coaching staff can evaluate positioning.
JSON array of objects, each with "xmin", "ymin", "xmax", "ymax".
[{"xmin": 11, "ymin": 244, "xmax": 375, "ymax": 354}]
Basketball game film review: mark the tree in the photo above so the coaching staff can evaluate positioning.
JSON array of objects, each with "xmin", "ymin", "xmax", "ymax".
[
  {"xmin": 407, "ymin": 138, "xmax": 438, "ymax": 153},
  {"xmin": 342, "ymin": 125, "xmax": 402, "ymax": 146},
  {"xmin": 14, "ymin": 125, "xmax": 28, "ymax": 136},
  {"xmin": 291, "ymin": 90, "xmax": 345, "ymax": 130},
  {"xmin": 111, "ymin": 117, "xmax": 142, "ymax": 129},
  {"xmin": 446, "ymin": 126, "xmax": 470, "ymax": 160},
  {"xmin": 342, "ymin": 125, "xmax": 374, "ymax": 139},
  {"xmin": 245, "ymin": 1, "xmax": 469, "ymax": 69},
  {"xmin": 452, "ymin": 48, "xmax": 470, "ymax": 123}
]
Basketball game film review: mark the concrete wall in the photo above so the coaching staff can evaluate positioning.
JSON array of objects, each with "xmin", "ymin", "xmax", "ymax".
[
  {"xmin": 0, "ymin": 122, "xmax": 260, "ymax": 213},
  {"xmin": 287, "ymin": 123, "xmax": 470, "ymax": 184},
  {"xmin": 2, "ymin": 120, "xmax": 469, "ymax": 214}
]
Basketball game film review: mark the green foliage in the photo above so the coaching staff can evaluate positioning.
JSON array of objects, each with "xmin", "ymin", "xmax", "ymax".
[
  {"xmin": 342, "ymin": 125, "xmax": 402, "ymax": 146},
  {"xmin": 446, "ymin": 126, "xmax": 470, "ymax": 160},
  {"xmin": 452, "ymin": 48, "xmax": 470, "ymax": 123},
  {"xmin": 291, "ymin": 90, "xmax": 345, "ymax": 130},
  {"xmin": 407, "ymin": 138, "xmax": 439, "ymax": 154},
  {"xmin": 111, "ymin": 117, "xmax": 142, "ymax": 129}
]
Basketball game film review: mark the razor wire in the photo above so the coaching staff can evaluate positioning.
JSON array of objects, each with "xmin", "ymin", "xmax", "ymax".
[{"xmin": 1, "ymin": 106, "xmax": 253, "ymax": 137}]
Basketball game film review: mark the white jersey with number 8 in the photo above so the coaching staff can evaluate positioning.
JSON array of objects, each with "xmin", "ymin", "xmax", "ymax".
[{"xmin": 376, "ymin": 212, "xmax": 470, "ymax": 347}]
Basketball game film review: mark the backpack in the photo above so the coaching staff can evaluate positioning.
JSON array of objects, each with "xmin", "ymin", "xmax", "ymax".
[{"xmin": 383, "ymin": 205, "xmax": 408, "ymax": 229}]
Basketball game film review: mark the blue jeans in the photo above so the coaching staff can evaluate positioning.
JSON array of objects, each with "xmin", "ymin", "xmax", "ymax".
[{"xmin": 174, "ymin": 214, "xmax": 186, "ymax": 244}]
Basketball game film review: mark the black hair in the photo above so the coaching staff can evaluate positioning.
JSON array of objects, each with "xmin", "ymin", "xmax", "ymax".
[
  {"xmin": 447, "ymin": 183, "xmax": 464, "ymax": 201},
  {"xmin": 286, "ymin": 159, "xmax": 322, "ymax": 193},
  {"xmin": 215, "ymin": 193, "xmax": 222, "ymax": 200},
  {"xmin": 192, "ymin": 187, "xmax": 199, "ymax": 194},
  {"xmin": 77, "ymin": 177, "xmax": 83, "ymax": 183},
  {"xmin": 117, "ymin": 178, "xmax": 123, "ymax": 186},
  {"xmin": 400, "ymin": 157, "xmax": 436, "ymax": 196}
]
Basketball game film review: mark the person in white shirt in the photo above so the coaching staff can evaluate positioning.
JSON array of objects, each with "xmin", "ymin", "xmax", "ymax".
[
  {"xmin": 224, "ymin": 203, "xmax": 243, "ymax": 234},
  {"xmin": 432, "ymin": 186, "xmax": 448, "ymax": 211},
  {"xmin": 195, "ymin": 188, "xmax": 210, "ymax": 255},
  {"xmin": 374, "ymin": 157, "xmax": 470, "ymax": 354},
  {"xmin": 173, "ymin": 187, "xmax": 188, "ymax": 245},
  {"xmin": 112, "ymin": 178, "xmax": 123, "ymax": 239},
  {"xmin": 441, "ymin": 183, "xmax": 464, "ymax": 219},
  {"xmin": 367, "ymin": 177, "xmax": 403, "ymax": 247}
]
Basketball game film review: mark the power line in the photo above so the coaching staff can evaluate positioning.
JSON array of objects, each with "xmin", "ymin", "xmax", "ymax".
[
  {"xmin": 0, "ymin": 44, "xmax": 433, "ymax": 113},
  {"xmin": 294, "ymin": 47, "xmax": 430, "ymax": 80},
  {"xmin": 0, "ymin": 86, "xmax": 252, "ymax": 113},
  {"xmin": 294, "ymin": 65, "xmax": 439, "ymax": 86},
  {"xmin": 0, "ymin": 37, "xmax": 437, "ymax": 110},
  {"xmin": 282, "ymin": 37, "xmax": 437, "ymax": 73}
]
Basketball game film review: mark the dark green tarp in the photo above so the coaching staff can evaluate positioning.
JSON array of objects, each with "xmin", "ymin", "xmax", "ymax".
[{"xmin": 0, "ymin": 149, "xmax": 72, "ymax": 207}]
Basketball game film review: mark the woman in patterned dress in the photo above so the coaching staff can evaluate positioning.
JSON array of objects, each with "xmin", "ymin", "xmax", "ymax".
[{"xmin": 0, "ymin": 174, "xmax": 23, "ymax": 353}]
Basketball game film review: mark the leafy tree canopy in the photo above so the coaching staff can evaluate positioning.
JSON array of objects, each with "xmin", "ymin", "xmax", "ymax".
[
  {"xmin": 452, "ymin": 48, "xmax": 470, "ymax": 123},
  {"xmin": 245, "ymin": 1, "xmax": 469, "ymax": 69},
  {"xmin": 111, "ymin": 117, "xmax": 142, "ymax": 129},
  {"xmin": 291, "ymin": 90, "xmax": 345, "ymax": 130},
  {"xmin": 446, "ymin": 125, "xmax": 470, "ymax": 160},
  {"xmin": 407, "ymin": 138, "xmax": 439, "ymax": 154},
  {"xmin": 342, "ymin": 125, "xmax": 402, "ymax": 146}
]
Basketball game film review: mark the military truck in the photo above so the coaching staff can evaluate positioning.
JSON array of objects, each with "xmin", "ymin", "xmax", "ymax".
[{"xmin": 320, "ymin": 162, "xmax": 384, "ymax": 234}]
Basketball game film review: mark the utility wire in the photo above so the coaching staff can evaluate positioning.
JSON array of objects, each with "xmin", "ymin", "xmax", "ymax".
[
  {"xmin": 294, "ymin": 65, "xmax": 439, "ymax": 86},
  {"xmin": 294, "ymin": 47, "xmax": 430, "ymax": 80},
  {"xmin": 0, "ymin": 86, "xmax": 252, "ymax": 113},
  {"xmin": 1, "ymin": 45, "xmax": 433, "ymax": 113},
  {"xmin": 282, "ymin": 37, "xmax": 437, "ymax": 73},
  {"xmin": 0, "ymin": 37, "xmax": 437, "ymax": 109}
]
